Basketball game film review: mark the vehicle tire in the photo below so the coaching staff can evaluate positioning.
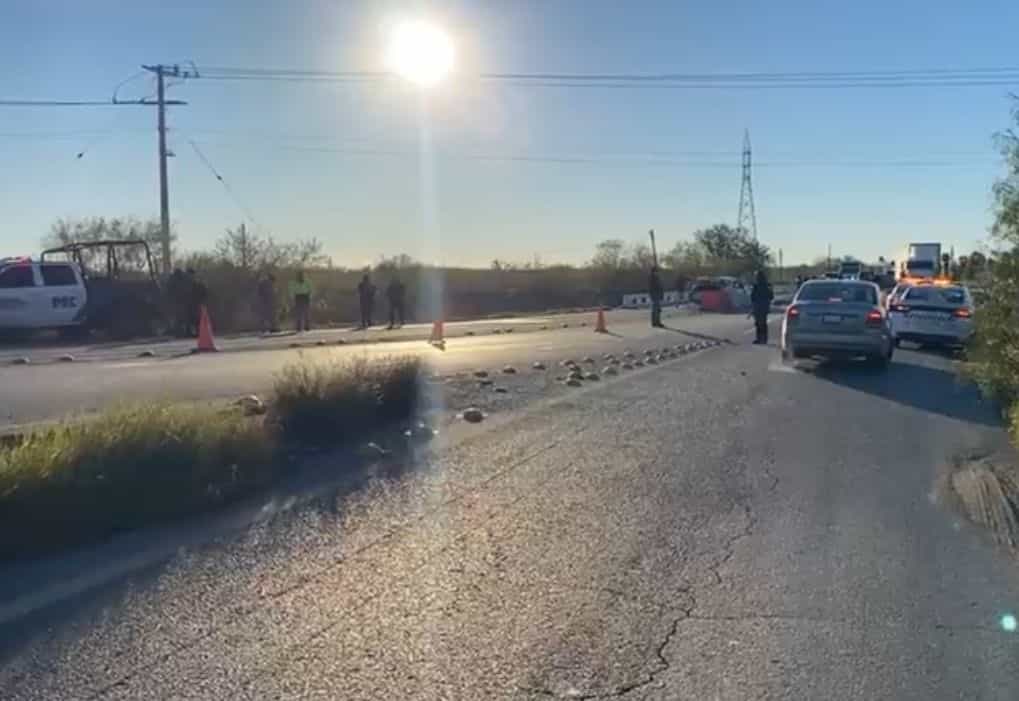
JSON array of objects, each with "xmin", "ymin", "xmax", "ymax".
[{"xmin": 868, "ymin": 350, "xmax": 891, "ymax": 370}]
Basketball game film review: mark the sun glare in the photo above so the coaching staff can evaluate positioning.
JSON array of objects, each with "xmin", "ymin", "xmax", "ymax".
[{"xmin": 385, "ymin": 19, "xmax": 455, "ymax": 88}]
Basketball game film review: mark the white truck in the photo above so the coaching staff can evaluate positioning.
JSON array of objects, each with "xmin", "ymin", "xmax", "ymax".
[{"xmin": 900, "ymin": 242, "xmax": 942, "ymax": 281}]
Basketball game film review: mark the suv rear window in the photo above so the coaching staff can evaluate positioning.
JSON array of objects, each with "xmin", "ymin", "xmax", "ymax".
[
  {"xmin": 40, "ymin": 264, "xmax": 77, "ymax": 286},
  {"xmin": 797, "ymin": 282, "xmax": 877, "ymax": 304},
  {"xmin": 0, "ymin": 265, "xmax": 35, "ymax": 288}
]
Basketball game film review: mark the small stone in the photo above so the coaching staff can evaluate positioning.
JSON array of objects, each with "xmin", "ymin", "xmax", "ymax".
[
  {"xmin": 561, "ymin": 323, "xmax": 569, "ymax": 328},
  {"xmin": 236, "ymin": 394, "xmax": 267, "ymax": 416},
  {"xmin": 603, "ymin": 366, "xmax": 619, "ymax": 376},
  {"xmin": 609, "ymin": 358, "xmax": 621, "ymax": 365},
  {"xmin": 621, "ymin": 362, "xmax": 634, "ymax": 370},
  {"xmin": 404, "ymin": 422, "xmax": 437, "ymax": 441},
  {"xmin": 540, "ymin": 325, "xmax": 549, "ymax": 330},
  {"xmin": 646, "ymin": 357, "xmax": 658, "ymax": 365},
  {"xmin": 137, "ymin": 349, "xmax": 156, "ymax": 358},
  {"xmin": 316, "ymin": 340, "xmax": 326, "ymax": 346},
  {"xmin": 644, "ymin": 349, "xmax": 654, "ymax": 356},
  {"xmin": 478, "ymin": 378, "xmax": 494, "ymax": 387},
  {"xmin": 634, "ymin": 360, "xmax": 645, "ymax": 367},
  {"xmin": 582, "ymin": 356, "xmax": 595, "ymax": 364},
  {"xmin": 474, "ymin": 370, "xmax": 489, "ymax": 378},
  {"xmin": 493, "ymin": 329, "xmax": 503, "ymax": 335},
  {"xmin": 10, "ymin": 357, "xmax": 29, "ymax": 365},
  {"xmin": 580, "ymin": 322, "xmax": 587, "ymax": 327},
  {"xmin": 565, "ymin": 378, "xmax": 583, "ymax": 387},
  {"xmin": 504, "ymin": 328, "xmax": 514, "ymax": 334},
  {"xmin": 465, "ymin": 331, "xmax": 475, "ymax": 336},
  {"xmin": 502, "ymin": 366, "xmax": 517, "ymax": 374},
  {"xmin": 289, "ymin": 342, "xmax": 301, "ymax": 348},
  {"xmin": 494, "ymin": 386, "xmax": 509, "ymax": 394},
  {"xmin": 585, "ymin": 372, "xmax": 600, "ymax": 381},
  {"xmin": 336, "ymin": 339, "xmax": 346, "ymax": 345},
  {"xmin": 561, "ymin": 359, "xmax": 577, "ymax": 368},
  {"xmin": 568, "ymin": 369, "xmax": 585, "ymax": 381},
  {"xmin": 58, "ymin": 354, "xmax": 75, "ymax": 362},
  {"xmin": 462, "ymin": 407, "xmax": 485, "ymax": 423},
  {"xmin": 532, "ymin": 361, "xmax": 547, "ymax": 370}
]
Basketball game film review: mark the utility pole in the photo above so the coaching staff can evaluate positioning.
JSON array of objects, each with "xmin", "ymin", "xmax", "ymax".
[
  {"xmin": 737, "ymin": 129, "xmax": 758, "ymax": 241},
  {"xmin": 778, "ymin": 248, "xmax": 783, "ymax": 282},
  {"xmin": 141, "ymin": 64, "xmax": 197, "ymax": 274},
  {"xmin": 827, "ymin": 243, "xmax": 832, "ymax": 272}
]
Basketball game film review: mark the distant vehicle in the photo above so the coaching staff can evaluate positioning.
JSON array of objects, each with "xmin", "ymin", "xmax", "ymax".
[
  {"xmin": 0, "ymin": 257, "xmax": 87, "ymax": 333},
  {"xmin": 688, "ymin": 276, "xmax": 750, "ymax": 311},
  {"xmin": 900, "ymin": 242, "xmax": 942, "ymax": 281},
  {"xmin": 838, "ymin": 260, "xmax": 862, "ymax": 279},
  {"xmin": 888, "ymin": 282, "xmax": 974, "ymax": 349},
  {"xmin": 781, "ymin": 279, "xmax": 893, "ymax": 368},
  {"xmin": 38, "ymin": 239, "xmax": 164, "ymax": 339}
]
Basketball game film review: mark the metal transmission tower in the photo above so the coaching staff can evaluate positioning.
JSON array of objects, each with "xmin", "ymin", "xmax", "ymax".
[{"xmin": 737, "ymin": 129, "xmax": 758, "ymax": 240}]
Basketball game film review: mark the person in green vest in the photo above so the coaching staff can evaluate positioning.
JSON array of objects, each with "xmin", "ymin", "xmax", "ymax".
[{"xmin": 289, "ymin": 270, "xmax": 313, "ymax": 332}]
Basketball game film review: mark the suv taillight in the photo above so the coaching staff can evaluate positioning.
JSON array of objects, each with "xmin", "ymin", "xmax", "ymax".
[
  {"xmin": 786, "ymin": 305, "xmax": 800, "ymax": 321},
  {"xmin": 865, "ymin": 309, "xmax": 883, "ymax": 326},
  {"xmin": 953, "ymin": 307, "xmax": 972, "ymax": 319}
]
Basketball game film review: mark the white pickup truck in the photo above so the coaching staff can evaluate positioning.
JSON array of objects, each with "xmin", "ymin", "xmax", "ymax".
[{"xmin": 0, "ymin": 257, "xmax": 87, "ymax": 331}]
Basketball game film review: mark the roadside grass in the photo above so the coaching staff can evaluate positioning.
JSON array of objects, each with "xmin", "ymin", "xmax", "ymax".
[
  {"xmin": 0, "ymin": 355, "xmax": 424, "ymax": 561},
  {"xmin": 270, "ymin": 356, "xmax": 424, "ymax": 446}
]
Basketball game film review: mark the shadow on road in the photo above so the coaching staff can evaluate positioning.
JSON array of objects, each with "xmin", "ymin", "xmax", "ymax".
[
  {"xmin": 659, "ymin": 324, "xmax": 734, "ymax": 345},
  {"xmin": 805, "ymin": 356, "xmax": 1001, "ymax": 427}
]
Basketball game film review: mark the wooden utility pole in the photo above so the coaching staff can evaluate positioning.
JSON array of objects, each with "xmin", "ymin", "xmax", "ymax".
[{"xmin": 141, "ymin": 64, "xmax": 196, "ymax": 274}]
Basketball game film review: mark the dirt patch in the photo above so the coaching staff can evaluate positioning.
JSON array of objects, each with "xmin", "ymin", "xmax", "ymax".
[{"xmin": 947, "ymin": 454, "xmax": 1019, "ymax": 552}]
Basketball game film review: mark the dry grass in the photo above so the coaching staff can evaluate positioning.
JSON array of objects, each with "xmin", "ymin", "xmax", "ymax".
[
  {"xmin": 0, "ymin": 356, "xmax": 425, "ymax": 561},
  {"xmin": 270, "ymin": 355, "xmax": 424, "ymax": 446},
  {"xmin": 0, "ymin": 403, "xmax": 277, "ymax": 561}
]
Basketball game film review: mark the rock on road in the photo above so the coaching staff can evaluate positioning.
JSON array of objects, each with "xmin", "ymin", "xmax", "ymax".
[{"xmin": 2, "ymin": 334, "xmax": 1019, "ymax": 699}]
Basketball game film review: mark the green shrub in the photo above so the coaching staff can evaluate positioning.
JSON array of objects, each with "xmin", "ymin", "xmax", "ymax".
[
  {"xmin": 0, "ymin": 404, "xmax": 277, "ymax": 560},
  {"xmin": 964, "ymin": 249, "xmax": 1019, "ymax": 406},
  {"xmin": 270, "ymin": 356, "xmax": 424, "ymax": 446}
]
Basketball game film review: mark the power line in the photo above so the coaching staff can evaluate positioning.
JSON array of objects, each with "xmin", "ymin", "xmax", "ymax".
[
  {"xmin": 189, "ymin": 63, "xmax": 1019, "ymax": 89},
  {"xmin": 186, "ymin": 137, "xmax": 995, "ymax": 169},
  {"xmin": 188, "ymin": 139, "xmax": 265, "ymax": 230}
]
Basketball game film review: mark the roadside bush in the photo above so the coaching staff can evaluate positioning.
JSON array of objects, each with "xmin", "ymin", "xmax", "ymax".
[
  {"xmin": 0, "ymin": 404, "xmax": 277, "ymax": 560},
  {"xmin": 270, "ymin": 355, "xmax": 424, "ymax": 446},
  {"xmin": 965, "ymin": 252, "xmax": 1019, "ymax": 409}
]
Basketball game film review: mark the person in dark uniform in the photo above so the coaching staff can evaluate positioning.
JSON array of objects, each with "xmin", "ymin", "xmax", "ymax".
[
  {"xmin": 167, "ymin": 268, "xmax": 189, "ymax": 337},
  {"xmin": 186, "ymin": 267, "xmax": 208, "ymax": 337},
  {"xmin": 386, "ymin": 276, "xmax": 406, "ymax": 329},
  {"xmin": 649, "ymin": 266, "xmax": 664, "ymax": 328},
  {"xmin": 357, "ymin": 272, "xmax": 376, "ymax": 329},
  {"xmin": 256, "ymin": 272, "xmax": 277, "ymax": 333},
  {"xmin": 750, "ymin": 269, "xmax": 774, "ymax": 345}
]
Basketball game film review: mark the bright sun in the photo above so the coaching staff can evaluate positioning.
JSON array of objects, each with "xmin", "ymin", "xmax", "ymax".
[{"xmin": 385, "ymin": 19, "xmax": 455, "ymax": 88}]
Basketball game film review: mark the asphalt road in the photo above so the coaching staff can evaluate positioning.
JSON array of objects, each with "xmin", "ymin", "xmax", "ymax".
[
  {"xmin": 0, "ymin": 308, "xmax": 742, "ymax": 428},
  {"xmin": 2, "ymin": 322, "xmax": 1019, "ymax": 699}
]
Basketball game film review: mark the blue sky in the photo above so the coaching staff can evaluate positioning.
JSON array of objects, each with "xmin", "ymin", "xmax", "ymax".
[{"xmin": 1, "ymin": 0, "xmax": 1017, "ymax": 267}]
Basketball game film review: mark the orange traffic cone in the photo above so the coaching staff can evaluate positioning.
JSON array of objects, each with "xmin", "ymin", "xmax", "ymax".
[
  {"xmin": 195, "ymin": 305, "xmax": 219, "ymax": 352},
  {"xmin": 429, "ymin": 319, "xmax": 445, "ymax": 345},
  {"xmin": 594, "ymin": 308, "xmax": 608, "ymax": 333}
]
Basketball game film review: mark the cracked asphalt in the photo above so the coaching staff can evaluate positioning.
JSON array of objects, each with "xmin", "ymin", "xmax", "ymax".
[{"xmin": 3, "ymin": 325, "xmax": 1019, "ymax": 699}]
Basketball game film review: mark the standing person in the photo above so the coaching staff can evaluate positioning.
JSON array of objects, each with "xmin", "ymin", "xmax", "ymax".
[
  {"xmin": 186, "ymin": 267, "xmax": 208, "ymax": 338},
  {"xmin": 750, "ymin": 269, "xmax": 774, "ymax": 345},
  {"xmin": 386, "ymin": 275, "xmax": 406, "ymax": 329},
  {"xmin": 256, "ymin": 272, "xmax": 277, "ymax": 334},
  {"xmin": 357, "ymin": 272, "xmax": 376, "ymax": 329},
  {"xmin": 167, "ymin": 267, "xmax": 189, "ymax": 337},
  {"xmin": 648, "ymin": 266, "xmax": 664, "ymax": 328},
  {"xmin": 289, "ymin": 270, "xmax": 313, "ymax": 332}
]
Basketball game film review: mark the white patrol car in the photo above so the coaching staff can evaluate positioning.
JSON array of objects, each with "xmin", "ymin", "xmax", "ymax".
[
  {"xmin": 0, "ymin": 257, "xmax": 87, "ymax": 330},
  {"xmin": 887, "ymin": 282, "xmax": 974, "ymax": 349}
]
